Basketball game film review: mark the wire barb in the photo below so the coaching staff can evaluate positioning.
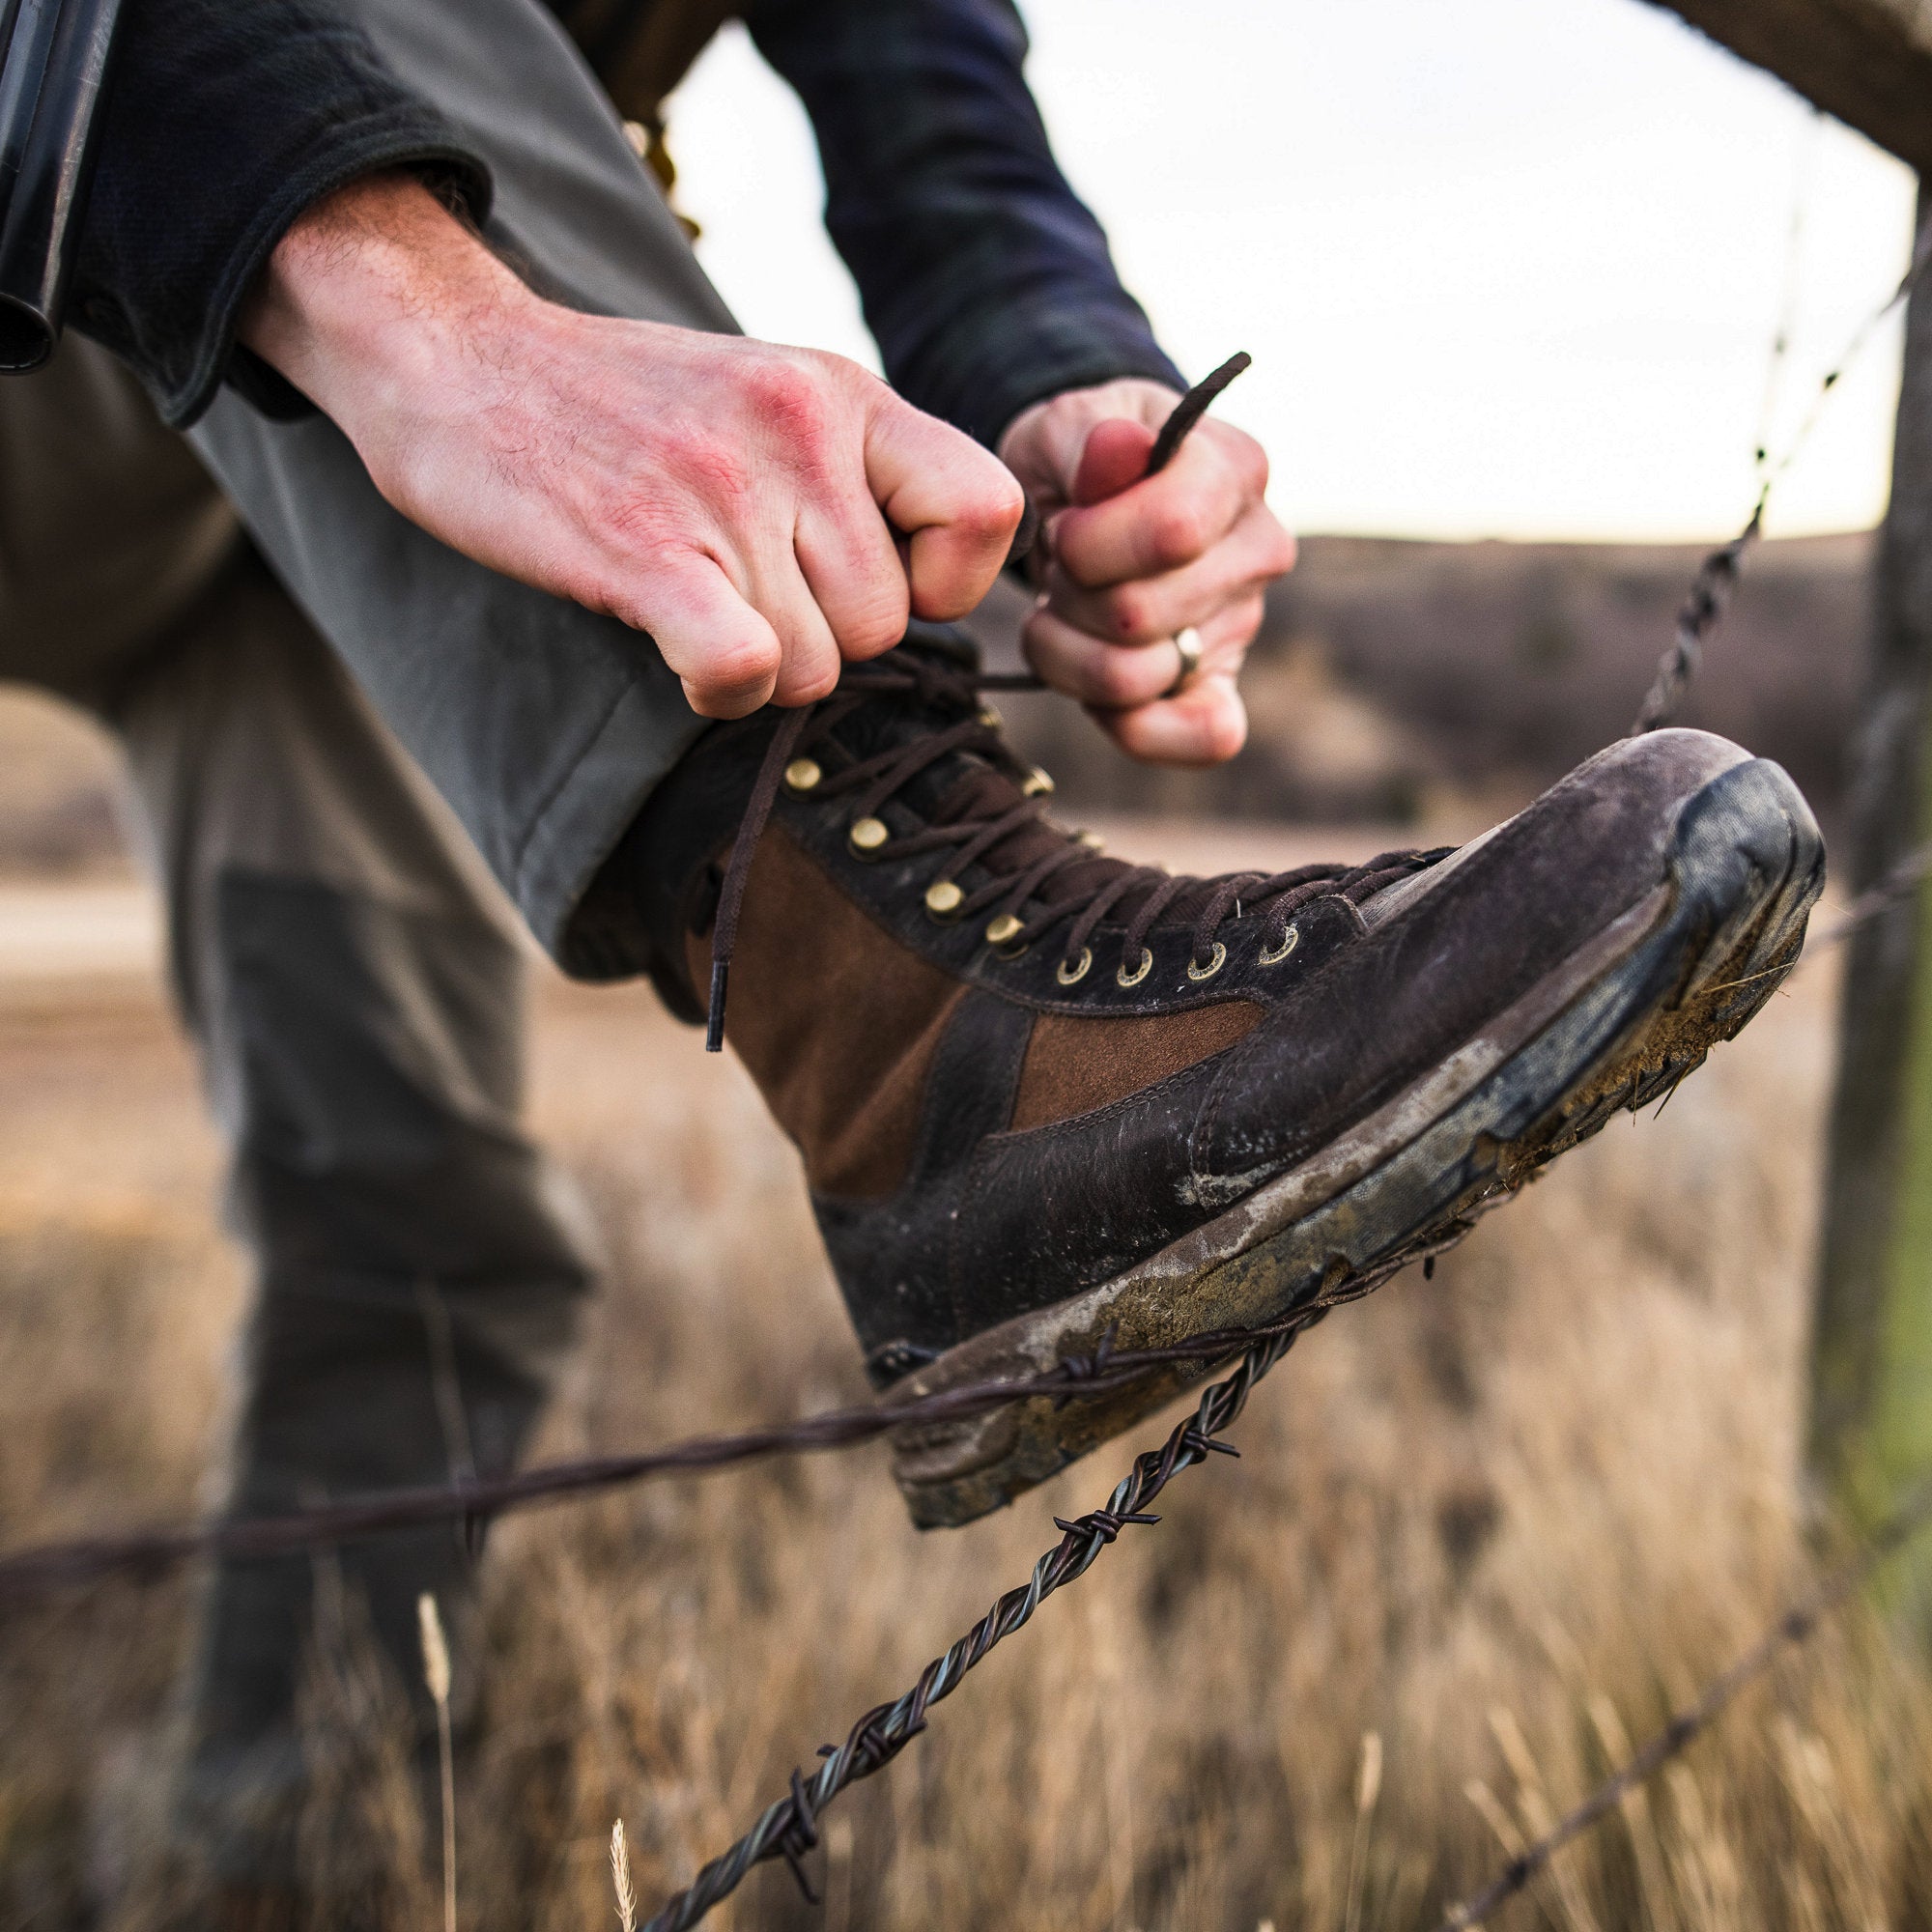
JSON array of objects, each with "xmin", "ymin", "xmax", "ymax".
[
  {"xmin": 1636, "ymin": 202, "xmax": 1932, "ymax": 732},
  {"xmin": 635, "ymin": 1319, "xmax": 1306, "ymax": 1932}
]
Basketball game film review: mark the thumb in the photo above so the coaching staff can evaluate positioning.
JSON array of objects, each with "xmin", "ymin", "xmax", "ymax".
[{"xmin": 1071, "ymin": 417, "xmax": 1157, "ymax": 506}]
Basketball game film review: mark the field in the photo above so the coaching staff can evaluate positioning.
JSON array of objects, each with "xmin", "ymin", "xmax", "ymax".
[{"xmin": 7, "ymin": 778, "xmax": 1932, "ymax": 1932}]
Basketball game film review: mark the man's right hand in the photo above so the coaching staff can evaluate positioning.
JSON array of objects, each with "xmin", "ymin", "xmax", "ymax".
[{"xmin": 240, "ymin": 173, "xmax": 1025, "ymax": 718}]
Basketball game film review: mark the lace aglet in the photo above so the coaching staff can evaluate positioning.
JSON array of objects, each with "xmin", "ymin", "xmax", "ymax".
[{"xmin": 705, "ymin": 958, "xmax": 729, "ymax": 1052}]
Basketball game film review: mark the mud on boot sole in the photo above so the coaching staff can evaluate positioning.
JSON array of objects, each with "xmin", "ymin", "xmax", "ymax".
[{"xmin": 889, "ymin": 755, "xmax": 1825, "ymax": 1529}]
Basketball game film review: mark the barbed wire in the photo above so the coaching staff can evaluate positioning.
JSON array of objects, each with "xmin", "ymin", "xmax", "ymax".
[
  {"xmin": 2, "ymin": 827, "xmax": 1922, "ymax": 1614},
  {"xmin": 0, "ymin": 1274, "xmax": 1405, "ymax": 1607},
  {"xmin": 0, "ymin": 841, "xmax": 1917, "ymax": 1930},
  {"xmin": 624, "ymin": 839, "xmax": 1932, "ymax": 1930},
  {"xmin": 1634, "ymin": 199, "xmax": 1932, "ymax": 735},
  {"xmin": 5, "ymin": 238, "xmax": 1931, "ymax": 1925},
  {"xmin": 639, "ymin": 1316, "xmax": 1312, "ymax": 1931},
  {"xmin": 1438, "ymin": 1473, "xmax": 1932, "ymax": 1929}
]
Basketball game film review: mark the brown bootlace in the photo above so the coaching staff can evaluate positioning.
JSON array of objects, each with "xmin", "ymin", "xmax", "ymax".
[
  {"xmin": 699, "ymin": 348, "xmax": 1444, "ymax": 1049},
  {"xmin": 704, "ymin": 650, "xmax": 1446, "ymax": 1048}
]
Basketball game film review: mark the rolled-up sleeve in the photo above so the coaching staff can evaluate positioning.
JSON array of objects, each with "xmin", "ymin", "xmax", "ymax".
[
  {"xmin": 747, "ymin": 0, "xmax": 1183, "ymax": 448},
  {"xmin": 71, "ymin": 0, "xmax": 492, "ymax": 427}
]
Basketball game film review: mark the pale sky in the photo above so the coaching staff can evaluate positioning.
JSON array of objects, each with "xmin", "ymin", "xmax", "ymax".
[{"xmin": 668, "ymin": 0, "xmax": 1918, "ymax": 543}]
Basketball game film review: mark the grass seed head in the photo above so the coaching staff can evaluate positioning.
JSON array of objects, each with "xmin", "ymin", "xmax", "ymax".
[{"xmin": 418, "ymin": 1592, "xmax": 451, "ymax": 1708}]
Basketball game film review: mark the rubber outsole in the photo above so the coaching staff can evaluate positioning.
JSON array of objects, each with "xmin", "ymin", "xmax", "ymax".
[{"xmin": 890, "ymin": 754, "xmax": 1826, "ymax": 1528}]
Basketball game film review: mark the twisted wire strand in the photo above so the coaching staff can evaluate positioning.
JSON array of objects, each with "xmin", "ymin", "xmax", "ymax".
[
  {"xmin": 638, "ymin": 1320, "xmax": 1307, "ymax": 1932},
  {"xmin": 1634, "ymin": 202, "xmax": 1932, "ymax": 735},
  {"xmin": 5, "ymin": 844, "xmax": 1926, "ymax": 1611},
  {"xmin": 0, "ymin": 1281, "xmax": 1389, "ymax": 1605}
]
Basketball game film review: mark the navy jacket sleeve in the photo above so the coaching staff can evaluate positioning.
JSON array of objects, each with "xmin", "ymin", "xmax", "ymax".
[
  {"xmin": 71, "ymin": 0, "xmax": 491, "ymax": 427},
  {"xmin": 746, "ymin": 0, "xmax": 1184, "ymax": 448}
]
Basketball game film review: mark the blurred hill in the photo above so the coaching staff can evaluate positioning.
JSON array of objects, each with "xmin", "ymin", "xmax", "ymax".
[
  {"xmin": 974, "ymin": 530, "xmax": 1869, "ymax": 829},
  {"xmin": 0, "ymin": 531, "xmax": 1871, "ymax": 878}
]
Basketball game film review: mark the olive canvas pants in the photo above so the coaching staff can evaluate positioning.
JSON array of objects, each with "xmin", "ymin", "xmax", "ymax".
[{"xmin": 0, "ymin": 0, "xmax": 744, "ymax": 1881}]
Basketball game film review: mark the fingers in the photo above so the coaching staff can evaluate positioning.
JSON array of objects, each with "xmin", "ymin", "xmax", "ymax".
[
  {"xmin": 794, "ymin": 494, "xmax": 910, "ymax": 672},
  {"xmin": 1096, "ymin": 671, "xmax": 1250, "ymax": 767},
  {"xmin": 1070, "ymin": 416, "xmax": 1157, "ymax": 506},
  {"xmin": 1041, "ymin": 501, "xmax": 1293, "ymax": 646},
  {"xmin": 1023, "ymin": 592, "xmax": 1264, "ymax": 711},
  {"xmin": 1050, "ymin": 419, "xmax": 1270, "ymax": 588},
  {"xmin": 865, "ymin": 393, "xmax": 1025, "ymax": 619},
  {"xmin": 616, "ymin": 554, "xmax": 786, "ymax": 719}
]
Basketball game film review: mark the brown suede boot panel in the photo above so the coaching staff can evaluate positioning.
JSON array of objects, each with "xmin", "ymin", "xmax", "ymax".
[
  {"xmin": 1010, "ymin": 1001, "xmax": 1264, "ymax": 1131},
  {"xmin": 688, "ymin": 825, "xmax": 966, "ymax": 1200}
]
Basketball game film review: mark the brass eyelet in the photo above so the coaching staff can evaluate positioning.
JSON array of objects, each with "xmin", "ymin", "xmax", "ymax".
[
  {"xmin": 1116, "ymin": 947, "xmax": 1152, "ymax": 989},
  {"xmin": 995, "ymin": 938, "xmax": 1031, "ymax": 961},
  {"xmin": 1056, "ymin": 948, "xmax": 1093, "ymax": 986},
  {"xmin": 783, "ymin": 757, "xmax": 822, "ymax": 793},
  {"xmin": 924, "ymin": 879, "xmax": 964, "ymax": 921},
  {"xmin": 848, "ymin": 816, "xmax": 889, "ymax": 857},
  {"xmin": 1077, "ymin": 830, "xmax": 1106, "ymax": 852},
  {"xmin": 978, "ymin": 703, "xmax": 1003, "ymax": 728},
  {"xmin": 984, "ymin": 913, "xmax": 1024, "ymax": 947},
  {"xmin": 1022, "ymin": 766, "xmax": 1055, "ymax": 797},
  {"xmin": 1186, "ymin": 942, "xmax": 1228, "ymax": 982},
  {"xmin": 1259, "ymin": 923, "xmax": 1300, "ymax": 966}
]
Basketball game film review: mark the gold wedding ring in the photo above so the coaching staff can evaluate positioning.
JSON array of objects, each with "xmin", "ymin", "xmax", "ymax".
[{"xmin": 1165, "ymin": 626, "xmax": 1205, "ymax": 696}]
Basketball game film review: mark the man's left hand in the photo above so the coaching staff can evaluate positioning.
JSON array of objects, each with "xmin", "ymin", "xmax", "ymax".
[{"xmin": 998, "ymin": 378, "xmax": 1295, "ymax": 766}]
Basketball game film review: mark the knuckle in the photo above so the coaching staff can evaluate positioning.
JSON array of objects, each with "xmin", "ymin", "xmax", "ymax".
[
  {"xmin": 1230, "ymin": 593, "xmax": 1266, "ymax": 641},
  {"xmin": 1149, "ymin": 499, "xmax": 1207, "ymax": 565},
  {"xmin": 779, "ymin": 660, "xmax": 840, "ymax": 704},
  {"xmin": 700, "ymin": 633, "xmax": 782, "ymax": 696},
  {"xmin": 841, "ymin": 599, "xmax": 909, "ymax": 657},
  {"xmin": 745, "ymin": 356, "xmax": 832, "ymax": 451},
  {"xmin": 953, "ymin": 478, "xmax": 1026, "ymax": 546},
  {"xmin": 1103, "ymin": 586, "xmax": 1151, "ymax": 640},
  {"xmin": 1231, "ymin": 431, "xmax": 1270, "ymax": 496},
  {"xmin": 1090, "ymin": 646, "xmax": 1154, "ymax": 706}
]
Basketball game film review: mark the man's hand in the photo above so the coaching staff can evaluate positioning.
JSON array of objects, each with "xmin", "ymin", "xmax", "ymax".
[
  {"xmin": 241, "ymin": 174, "xmax": 1024, "ymax": 718},
  {"xmin": 999, "ymin": 378, "xmax": 1295, "ymax": 765}
]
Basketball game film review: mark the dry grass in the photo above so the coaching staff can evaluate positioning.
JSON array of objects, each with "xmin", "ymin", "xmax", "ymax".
[{"xmin": 4, "ymin": 840, "xmax": 1931, "ymax": 1931}]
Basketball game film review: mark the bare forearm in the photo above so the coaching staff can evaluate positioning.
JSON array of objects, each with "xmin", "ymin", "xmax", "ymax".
[{"xmin": 241, "ymin": 173, "xmax": 529, "ymax": 446}]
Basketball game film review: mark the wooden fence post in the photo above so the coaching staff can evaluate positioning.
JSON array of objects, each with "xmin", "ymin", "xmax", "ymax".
[{"xmin": 1811, "ymin": 185, "xmax": 1932, "ymax": 1563}]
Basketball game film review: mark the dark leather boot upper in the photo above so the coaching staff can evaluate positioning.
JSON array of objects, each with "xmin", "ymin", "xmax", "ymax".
[{"xmin": 624, "ymin": 634, "xmax": 1752, "ymax": 1385}]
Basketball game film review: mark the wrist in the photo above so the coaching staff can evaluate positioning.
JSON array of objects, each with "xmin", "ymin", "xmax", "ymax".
[{"xmin": 240, "ymin": 171, "xmax": 543, "ymax": 451}]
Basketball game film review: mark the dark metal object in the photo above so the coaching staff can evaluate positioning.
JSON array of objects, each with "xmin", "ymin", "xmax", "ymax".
[
  {"xmin": 0, "ymin": 817, "xmax": 1914, "ymax": 1932},
  {"xmin": 0, "ymin": 0, "xmax": 123, "ymax": 372},
  {"xmin": 1630, "ymin": 501, "xmax": 1764, "ymax": 734},
  {"xmin": 637, "ymin": 1308, "xmax": 1326, "ymax": 1932},
  {"xmin": 1635, "ymin": 209, "xmax": 1932, "ymax": 735},
  {"xmin": 1439, "ymin": 1473, "xmax": 1932, "ymax": 1929},
  {"xmin": 0, "ymin": 1284, "xmax": 1383, "ymax": 1605}
]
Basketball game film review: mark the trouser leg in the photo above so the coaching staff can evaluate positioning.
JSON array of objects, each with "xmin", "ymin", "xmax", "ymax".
[
  {"xmin": 111, "ymin": 551, "xmax": 596, "ymax": 1882},
  {"xmin": 0, "ymin": 335, "xmax": 596, "ymax": 1883},
  {"xmin": 190, "ymin": 0, "xmax": 738, "ymax": 978}
]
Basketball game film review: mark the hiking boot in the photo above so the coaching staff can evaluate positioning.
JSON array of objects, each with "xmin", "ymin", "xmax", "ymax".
[{"xmin": 611, "ymin": 628, "xmax": 1823, "ymax": 1527}]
